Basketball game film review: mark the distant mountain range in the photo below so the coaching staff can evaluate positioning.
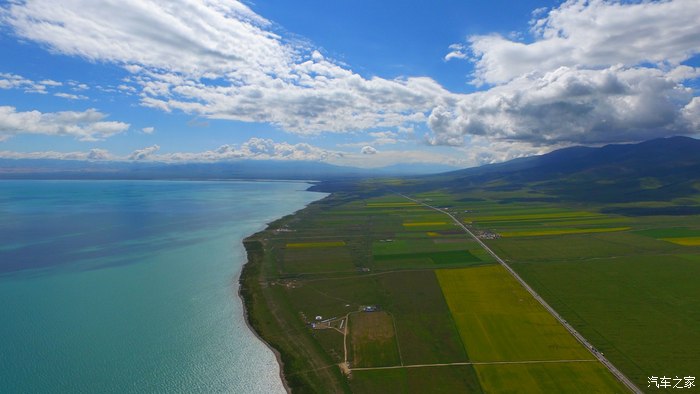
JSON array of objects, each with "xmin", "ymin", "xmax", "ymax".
[
  {"xmin": 0, "ymin": 158, "xmax": 459, "ymax": 180},
  {"xmin": 5, "ymin": 136, "xmax": 699, "ymax": 209},
  {"xmin": 407, "ymin": 136, "xmax": 700, "ymax": 209}
]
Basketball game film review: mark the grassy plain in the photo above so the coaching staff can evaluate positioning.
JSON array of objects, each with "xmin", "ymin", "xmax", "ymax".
[
  {"xmin": 349, "ymin": 311, "xmax": 401, "ymax": 368},
  {"xmin": 243, "ymin": 183, "xmax": 700, "ymax": 393},
  {"xmin": 351, "ymin": 365, "xmax": 483, "ymax": 394}
]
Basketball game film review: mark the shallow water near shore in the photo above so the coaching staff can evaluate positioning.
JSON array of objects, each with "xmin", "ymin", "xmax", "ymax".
[{"xmin": 0, "ymin": 180, "xmax": 323, "ymax": 393}]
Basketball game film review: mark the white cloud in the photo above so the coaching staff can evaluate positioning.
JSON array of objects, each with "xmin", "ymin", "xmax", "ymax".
[
  {"xmin": 427, "ymin": 65, "xmax": 698, "ymax": 145},
  {"xmin": 0, "ymin": 138, "xmax": 474, "ymax": 168},
  {"xmin": 128, "ymin": 145, "xmax": 160, "ymax": 160},
  {"xmin": 466, "ymin": 0, "xmax": 700, "ymax": 85},
  {"xmin": 430, "ymin": 0, "xmax": 700, "ymax": 147},
  {"xmin": 361, "ymin": 146, "xmax": 377, "ymax": 155},
  {"xmin": 130, "ymin": 138, "xmax": 338, "ymax": 163},
  {"xmin": 54, "ymin": 92, "xmax": 88, "ymax": 100},
  {"xmin": 1, "ymin": 72, "xmax": 91, "ymax": 99},
  {"xmin": 3, "ymin": 0, "xmax": 699, "ymax": 158},
  {"xmin": 444, "ymin": 44, "xmax": 468, "ymax": 61},
  {"xmin": 0, "ymin": 72, "xmax": 53, "ymax": 94},
  {"xmin": 0, "ymin": 106, "xmax": 130, "ymax": 141},
  {"xmin": 3, "ymin": 0, "xmax": 446, "ymax": 135},
  {"xmin": 0, "ymin": 148, "xmax": 113, "ymax": 161},
  {"xmin": 142, "ymin": 126, "xmax": 155, "ymax": 134}
]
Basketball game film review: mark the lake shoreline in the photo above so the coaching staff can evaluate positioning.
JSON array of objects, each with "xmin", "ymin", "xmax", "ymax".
[
  {"xmin": 237, "ymin": 188, "xmax": 330, "ymax": 393},
  {"xmin": 238, "ymin": 242, "xmax": 292, "ymax": 394}
]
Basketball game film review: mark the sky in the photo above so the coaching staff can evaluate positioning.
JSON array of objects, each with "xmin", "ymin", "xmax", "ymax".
[{"xmin": 0, "ymin": 0, "xmax": 699, "ymax": 168}]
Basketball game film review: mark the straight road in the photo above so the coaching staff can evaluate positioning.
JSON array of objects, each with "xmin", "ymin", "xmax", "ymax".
[{"xmin": 399, "ymin": 194, "xmax": 642, "ymax": 394}]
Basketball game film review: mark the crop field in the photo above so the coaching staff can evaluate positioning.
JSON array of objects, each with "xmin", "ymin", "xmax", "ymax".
[
  {"xmin": 661, "ymin": 236, "xmax": 700, "ymax": 245},
  {"xmin": 437, "ymin": 265, "xmax": 593, "ymax": 362},
  {"xmin": 372, "ymin": 238, "xmax": 478, "ymax": 255},
  {"xmin": 634, "ymin": 227, "xmax": 700, "ymax": 246},
  {"xmin": 447, "ymin": 193, "xmax": 700, "ymax": 391},
  {"xmin": 499, "ymin": 226, "xmax": 630, "ymax": 237},
  {"xmin": 512, "ymin": 255, "xmax": 700, "ymax": 389},
  {"xmin": 282, "ymin": 245, "xmax": 356, "ymax": 274},
  {"xmin": 435, "ymin": 266, "xmax": 625, "ymax": 392},
  {"xmin": 349, "ymin": 311, "xmax": 401, "ymax": 368},
  {"xmin": 376, "ymin": 271, "xmax": 468, "ymax": 364},
  {"xmin": 474, "ymin": 362, "xmax": 625, "ymax": 393},
  {"xmin": 286, "ymin": 241, "xmax": 347, "ymax": 248},
  {"xmin": 246, "ymin": 188, "xmax": 700, "ymax": 392},
  {"xmin": 351, "ymin": 365, "xmax": 483, "ymax": 394},
  {"xmin": 489, "ymin": 231, "xmax": 678, "ymax": 262}
]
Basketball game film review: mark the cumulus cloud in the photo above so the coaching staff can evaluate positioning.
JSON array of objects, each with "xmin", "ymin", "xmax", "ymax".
[
  {"xmin": 0, "ymin": 106, "xmax": 130, "ymax": 141},
  {"xmin": 0, "ymin": 141, "xmax": 467, "ymax": 168},
  {"xmin": 0, "ymin": 72, "xmax": 60, "ymax": 94},
  {"xmin": 361, "ymin": 146, "xmax": 377, "ymax": 155},
  {"xmin": 127, "ymin": 138, "xmax": 340, "ymax": 163},
  {"xmin": 466, "ymin": 0, "xmax": 700, "ymax": 85},
  {"xmin": 432, "ymin": 0, "xmax": 700, "ymax": 146},
  {"xmin": 54, "ymin": 92, "xmax": 88, "ymax": 100},
  {"xmin": 3, "ymin": 0, "xmax": 699, "ymax": 155},
  {"xmin": 428, "ymin": 65, "xmax": 699, "ymax": 145},
  {"xmin": 142, "ymin": 126, "xmax": 155, "ymax": 134},
  {"xmin": 2, "ymin": 0, "xmax": 445, "ymax": 135},
  {"xmin": 0, "ymin": 148, "xmax": 113, "ymax": 161},
  {"xmin": 128, "ymin": 145, "xmax": 160, "ymax": 160}
]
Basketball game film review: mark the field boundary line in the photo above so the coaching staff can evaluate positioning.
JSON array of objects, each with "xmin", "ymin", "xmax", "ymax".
[
  {"xmin": 351, "ymin": 358, "xmax": 598, "ymax": 371},
  {"xmin": 398, "ymin": 193, "xmax": 642, "ymax": 394}
]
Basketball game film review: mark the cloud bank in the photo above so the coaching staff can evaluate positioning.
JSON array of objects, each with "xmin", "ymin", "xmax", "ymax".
[
  {"xmin": 0, "ymin": 106, "xmax": 130, "ymax": 141},
  {"xmin": 3, "ymin": 0, "xmax": 699, "ymax": 153},
  {"xmin": 2, "ymin": 0, "xmax": 444, "ymax": 135}
]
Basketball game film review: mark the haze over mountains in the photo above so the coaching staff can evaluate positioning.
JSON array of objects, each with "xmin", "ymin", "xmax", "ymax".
[
  {"xmin": 5, "ymin": 137, "xmax": 700, "ymax": 204},
  {"xmin": 0, "ymin": 158, "xmax": 459, "ymax": 180}
]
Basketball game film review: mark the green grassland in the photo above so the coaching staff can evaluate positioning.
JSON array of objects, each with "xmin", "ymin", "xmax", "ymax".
[
  {"xmin": 351, "ymin": 365, "xmax": 483, "ymax": 394},
  {"xmin": 282, "ymin": 246, "xmax": 356, "ymax": 274},
  {"xmin": 349, "ymin": 311, "xmax": 401, "ymax": 368}
]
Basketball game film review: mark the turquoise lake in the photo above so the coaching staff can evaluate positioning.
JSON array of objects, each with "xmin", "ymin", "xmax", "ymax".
[{"xmin": 0, "ymin": 180, "xmax": 324, "ymax": 393}]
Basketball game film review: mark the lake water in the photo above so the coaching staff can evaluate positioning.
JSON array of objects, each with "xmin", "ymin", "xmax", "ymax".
[{"xmin": 0, "ymin": 180, "xmax": 324, "ymax": 393}]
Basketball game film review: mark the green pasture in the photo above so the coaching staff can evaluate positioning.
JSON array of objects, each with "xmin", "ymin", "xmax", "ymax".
[
  {"xmin": 281, "ymin": 246, "xmax": 356, "ymax": 274},
  {"xmin": 351, "ymin": 365, "xmax": 483, "ymax": 394},
  {"xmin": 350, "ymin": 365, "xmax": 483, "ymax": 394},
  {"xmin": 286, "ymin": 241, "xmax": 346, "ymax": 248},
  {"xmin": 349, "ymin": 311, "xmax": 401, "ymax": 368}
]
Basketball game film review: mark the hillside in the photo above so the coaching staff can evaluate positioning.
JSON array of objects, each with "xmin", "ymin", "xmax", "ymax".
[{"xmin": 398, "ymin": 136, "xmax": 700, "ymax": 208}]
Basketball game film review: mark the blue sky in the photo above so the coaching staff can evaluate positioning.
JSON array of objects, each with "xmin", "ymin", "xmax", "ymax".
[{"xmin": 0, "ymin": 0, "xmax": 699, "ymax": 168}]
